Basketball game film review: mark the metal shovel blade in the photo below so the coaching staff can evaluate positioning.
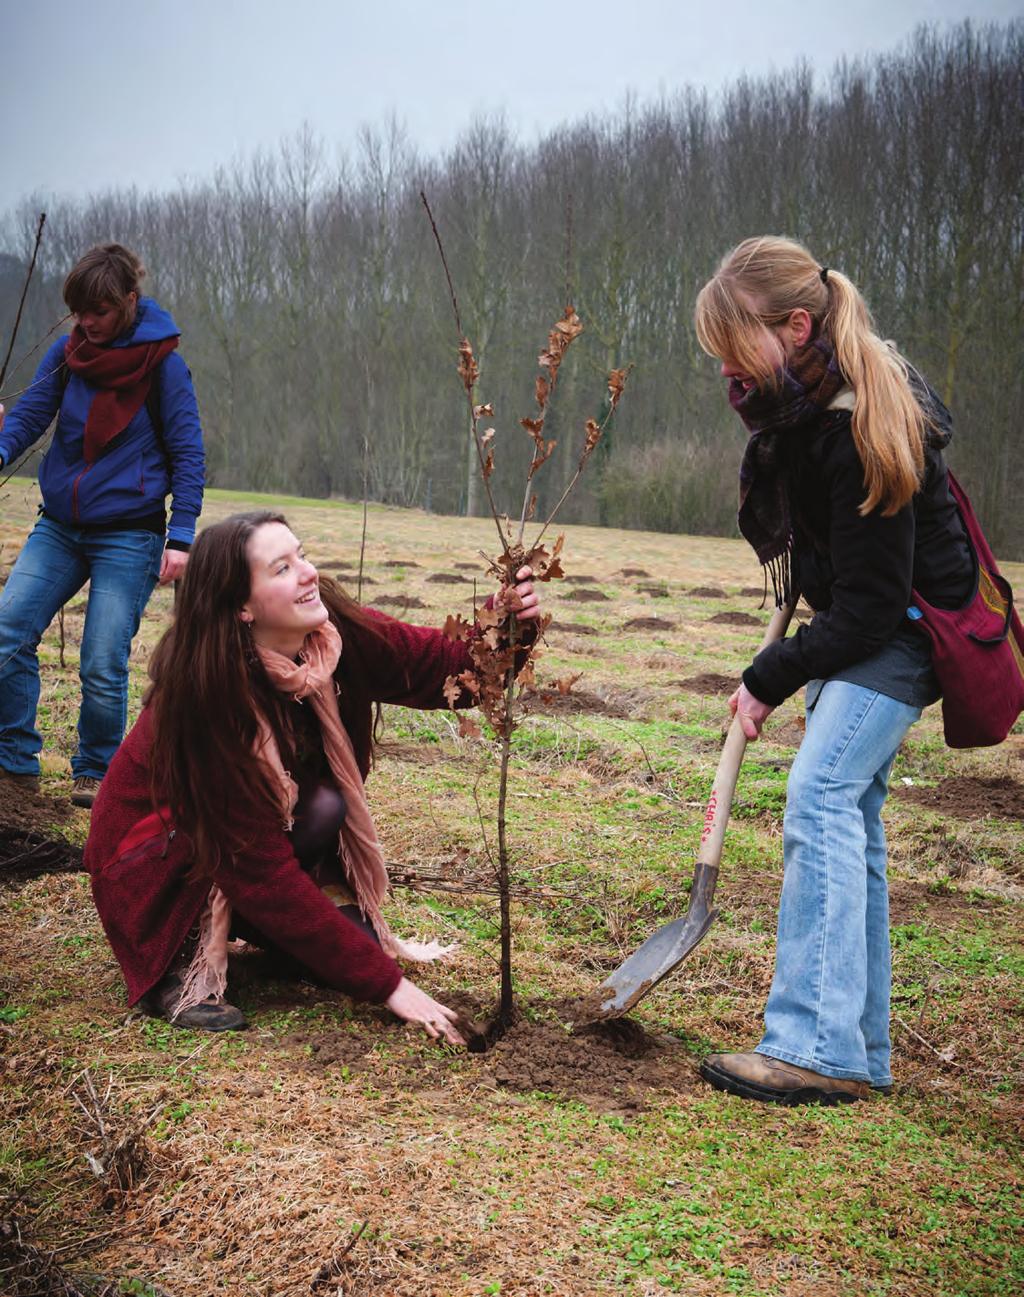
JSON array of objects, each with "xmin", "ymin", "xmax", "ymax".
[{"xmin": 579, "ymin": 860, "xmax": 720, "ymax": 1021}]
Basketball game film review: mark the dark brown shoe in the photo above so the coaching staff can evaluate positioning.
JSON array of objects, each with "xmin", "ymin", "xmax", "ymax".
[
  {"xmin": 70, "ymin": 776, "xmax": 102, "ymax": 808},
  {"xmin": 700, "ymin": 1051, "xmax": 870, "ymax": 1106},
  {"xmin": 143, "ymin": 971, "xmax": 247, "ymax": 1032}
]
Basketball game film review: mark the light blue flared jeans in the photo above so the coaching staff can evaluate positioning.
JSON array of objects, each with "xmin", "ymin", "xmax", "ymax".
[{"xmin": 756, "ymin": 680, "xmax": 922, "ymax": 1087}]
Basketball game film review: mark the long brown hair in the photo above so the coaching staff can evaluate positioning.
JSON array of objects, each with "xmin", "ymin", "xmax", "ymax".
[
  {"xmin": 147, "ymin": 511, "xmax": 383, "ymax": 874},
  {"xmin": 694, "ymin": 235, "xmax": 926, "ymax": 516}
]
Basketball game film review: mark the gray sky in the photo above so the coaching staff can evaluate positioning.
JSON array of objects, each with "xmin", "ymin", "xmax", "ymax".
[{"xmin": 2, "ymin": 0, "xmax": 1018, "ymax": 213}]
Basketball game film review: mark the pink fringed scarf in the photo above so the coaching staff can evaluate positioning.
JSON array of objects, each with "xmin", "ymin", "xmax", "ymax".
[{"xmin": 171, "ymin": 620, "xmax": 454, "ymax": 1020}]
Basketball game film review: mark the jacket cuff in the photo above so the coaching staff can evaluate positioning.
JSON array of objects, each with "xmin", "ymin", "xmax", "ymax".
[
  {"xmin": 742, "ymin": 664, "xmax": 787, "ymax": 708},
  {"xmin": 166, "ymin": 518, "xmax": 197, "ymax": 546},
  {"xmin": 165, "ymin": 538, "xmax": 191, "ymax": 553}
]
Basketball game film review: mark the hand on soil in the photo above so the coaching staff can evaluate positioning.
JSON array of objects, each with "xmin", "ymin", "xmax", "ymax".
[
  {"xmin": 385, "ymin": 976, "xmax": 466, "ymax": 1046},
  {"xmin": 728, "ymin": 683, "xmax": 775, "ymax": 740}
]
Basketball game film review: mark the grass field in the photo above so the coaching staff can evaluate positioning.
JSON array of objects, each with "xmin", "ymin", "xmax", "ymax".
[{"xmin": 1, "ymin": 484, "xmax": 1022, "ymax": 1297}]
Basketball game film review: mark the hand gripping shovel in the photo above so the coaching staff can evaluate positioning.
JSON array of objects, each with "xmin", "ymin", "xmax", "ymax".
[{"xmin": 575, "ymin": 600, "xmax": 796, "ymax": 1023}]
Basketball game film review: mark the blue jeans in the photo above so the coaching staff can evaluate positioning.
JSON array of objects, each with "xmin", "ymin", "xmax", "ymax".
[
  {"xmin": 0, "ymin": 516, "xmax": 162, "ymax": 779},
  {"xmin": 756, "ymin": 680, "xmax": 922, "ymax": 1087}
]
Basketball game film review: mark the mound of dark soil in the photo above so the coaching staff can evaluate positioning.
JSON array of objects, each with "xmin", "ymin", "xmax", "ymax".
[
  {"xmin": 453, "ymin": 562, "xmax": 478, "ymax": 570},
  {"xmin": 564, "ymin": 574, "xmax": 599, "ymax": 585},
  {"xmin": 485, "ymin": 1014, "xmax": 697, "ymax": 1108},
  {"xmin": 740, "ymin": 585, "xmax": 766, "ymax": 597},
  {"xmin": 337, "ymin": 572, "xmax": 374, "ymax": 584},
  {"xmin": 620, "ymin": 567, "xmax": 650, "ymax": 578},
  {"xmin": 372, "ymin": 595, "xmax": 427, "ymax": 609},
  {"xmin": 893, "ymin": 775, "xmax": 1024, "ymax": 821},
  {"xmin": 546, "ymin": 620, "xmax": 598, "ymax": 636},
  {"xmin": 709, "ymin": 611, "xmax": 762, "ymax": 626},
  {"xmin": 0, "ymin": 779, "xmax": 76, "ymax": 835},
  {"xmin": 689, "ymin": 586, "xmax": 727, "ymax": 598},
  {"xmin": 636, "ymin": 584, "xmax": 669, "ymax": 597},
  {"xmin": 675, "ymin": 672, "xmax": 735, "ymax": 695},
  {"xmin": 522, "ymin": 687, "xmax": 629, "ymax": 718},
  {"xmin": 564, "ymin": 588, "xmax": 609, "ymax": 602},
  {"xmin": 427, "ymin": 572, "xmax": 471, "ymax": 584},
  {"xmin": 382, "ymin": 559, "xmax": 420, "ymax": 568},
  {"xmin": 623, "ymin": 617, "xmax": 676, "ymax": 632},
  {"xmin": 764, "ymin": 718, "xmax": 805, "ymax": 747}
]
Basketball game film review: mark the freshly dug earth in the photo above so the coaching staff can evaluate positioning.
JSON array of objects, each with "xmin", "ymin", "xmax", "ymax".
[
  {"xmin": 0, "ymin": 780, "xmax": 76, "ymax": 834},
  {"xmin": 563, "ymin": 574, "xmax": 599, "ymax": 584},
  {"xmin": 709, "ymin": 611, "xmax": 763, "ymax": 626},
  {"xmin": 689, "ymin": 586, "xmax": 728, "ymax": 598},
  {"xmin": 674, "ymin": 672, "xmax": 736, "ymax": 695},
  {"xmin": 893, "ymin": 775, "xmax": 1024, "ymax": 821},
  {"xmin": 623, "ymin": 617, "xmax": 676, "ymax": 631},
  {"xmin": 382, "ymin": 559, "xmax": 420, "ymax": 567},
  {"xmin": 427, "ymin": 572, "xmax": 470, "ymax": 584},
  {"xmin": 636, "ymin": 584, "xmax": 669, "ymax": 597},
  {"xmin": 546, "ymin": 619, "xmax": 598, "ymax": 636},
  {"xmin": 620, "ymin": 566, "xmax": 650, "ymax": 577},
  {"xmin": 372, "ymin": 594, "xmax": 428, "ymax": 609},
  {"xmin": 563, "ymin": 588, "xmax": 609, "ymax": 602},
  {"xmin": 522, "ymin": 687, "xmax": 629, "ymax": 718}
]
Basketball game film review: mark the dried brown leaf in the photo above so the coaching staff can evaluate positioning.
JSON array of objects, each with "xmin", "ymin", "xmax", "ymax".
[
  {"xmin": 458, "ymin": 715, "xmax": 482, "ymax": 740},
  {"xmin": 442, "ymin": 613, "xmax": 472, "ymax": 643},
  {"xmin": 474, "ymin": 402, "xmax": 494, "ymax": 417}
]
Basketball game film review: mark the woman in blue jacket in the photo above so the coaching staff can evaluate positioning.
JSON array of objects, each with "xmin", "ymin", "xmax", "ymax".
[{"xmin": 0, "ymin": 243, "xmax": 205, "ymax": 806}]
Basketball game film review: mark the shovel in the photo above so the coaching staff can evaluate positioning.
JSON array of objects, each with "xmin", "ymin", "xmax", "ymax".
[{"xmin": 574, "ymin": 599, "xmax": 796, "ymax": 1023}]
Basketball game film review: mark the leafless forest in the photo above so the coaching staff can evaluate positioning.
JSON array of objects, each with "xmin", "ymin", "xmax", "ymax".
[{"xmin": 2, "ymin": 23, "xmax": 1021, "ymax": 553}]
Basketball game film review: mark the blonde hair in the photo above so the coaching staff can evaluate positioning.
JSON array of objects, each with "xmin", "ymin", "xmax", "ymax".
[{"xmin": 694, "ymin": 235, "xmax": 925, "ymax": 516}]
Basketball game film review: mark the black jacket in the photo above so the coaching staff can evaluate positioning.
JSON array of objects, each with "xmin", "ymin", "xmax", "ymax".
[{"xmin": 743, "ymin": 402, "xmax": 973, "ymax": 707}]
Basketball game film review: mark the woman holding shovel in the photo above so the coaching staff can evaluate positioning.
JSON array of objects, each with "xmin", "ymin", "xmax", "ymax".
[
  {"xmin": 692, "ymin": 236, "xmax": 972, "ymax": 1104},
  {"xmin": 85, "ymin": 511, "xmax": 541, "ymax": 1044}
]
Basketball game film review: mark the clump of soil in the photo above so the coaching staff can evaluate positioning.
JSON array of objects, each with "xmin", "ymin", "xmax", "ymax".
[
  {"xmin": 453, "ymin": 562, "xmax": 478, "ymax": 570},
  {"xmin": 546, "ymin": 620, "xmax": 598, "ymax": 636},
  {"xmin": 427, "ymin": 572, "xmax": 471, "ymax": 584},
  {"xmin": 0, "ymin": 778, "xmax": 76, "ymax": 835},
  {"xmin": 709, "ymin": 611, "xmax": 763, "ymax": 626},
  {"xmin": 765, "ymin": 718, "xmax": 805, "ymax": 747},
  {"xmin": 484, "ymin": 1011, "xmax": 696, "ymax": 1108},
  {"xmin": 337, "ymin": 572, "xmax": 374, "ymax": 584},
  {"xmin": 564, "ymin": 574, "xmax": 598, "ymax": 585},
  {"xmin": 372, "ymin": 595, "xmax": 427, "ymax": 609},
  {"xmin": 623, "ymin": 617, "xmax": 676, "ymax": 632},
  {"xmin": 675, "ymin": 672, "xmax": 735, "ymax": 695},
  {"xmin": 522, "ymin": 687, "xmax": 629, "ymax": 718},
  {"xmin": 563, "ymin": 588, "xmax": 609, "ymax": 602},
  {"xmin": 689, "ymin": 586, "xmax": 728, "ymax": 598},
  {"xmin": 382, "ymin": 559, "xmax": 420, "ymax": 567},
  {"xmin": 636, "ymin": 584, "xmax": 669, "ymax": 597},
  {"xmin": 893, "ymin": 775, "xmax": 1024, "ymax": 821},
  {"xmin": 740, "ymin": 585, "xmax": 766, "ymax": 597},
  {"xmin": 621, "ymin": 567, "xmax": 650, "ymax": 578}
]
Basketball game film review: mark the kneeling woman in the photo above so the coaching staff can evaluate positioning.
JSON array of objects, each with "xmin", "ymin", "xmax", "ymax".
[{"xmin": 85, "ymin": 512, "xmax": 541, "ymax": 1045}]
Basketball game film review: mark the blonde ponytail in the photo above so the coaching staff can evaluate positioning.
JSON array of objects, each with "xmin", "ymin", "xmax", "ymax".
[
  {"xmin": 824, "ymin": 269, "xmax": 924, "ymax": 515},
  {"xmin": 695, "ymin": 236, "xmax": 926, "ymax": 516}
]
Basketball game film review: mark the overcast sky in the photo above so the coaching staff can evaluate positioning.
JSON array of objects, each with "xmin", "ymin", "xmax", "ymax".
[{"xmin": 2, "ymin": 0, "xmax": 1017, "ymax": 214}]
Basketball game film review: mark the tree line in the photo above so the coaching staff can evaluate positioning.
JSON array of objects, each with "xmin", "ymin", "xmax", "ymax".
[{"xmin": 2, "ymin": 21, "xmax": 1021, "ymax": 555}]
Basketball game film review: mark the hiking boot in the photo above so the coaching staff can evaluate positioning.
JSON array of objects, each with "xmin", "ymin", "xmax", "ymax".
[
  {"xmin": 70, "ymin": 776, "xmax": 102, "ymax": 808},
  {"xmin": 700, "ymin": 1051, "xmax": 870, "ymax": 1106},
  {"xmin": 143, "ymin": 970, "xmax": 247, "ymax": 1032},
  {"xmin": 0, "ymin": 769, "xmax": 40, "ymax": 795}
]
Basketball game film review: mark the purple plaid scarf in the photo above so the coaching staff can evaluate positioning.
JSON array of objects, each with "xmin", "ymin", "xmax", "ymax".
[{"xmin": 730, "ymin": 335, "xmax": 846, "ymax": 606}]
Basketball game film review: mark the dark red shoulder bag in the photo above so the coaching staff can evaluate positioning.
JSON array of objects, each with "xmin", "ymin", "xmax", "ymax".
[{"xmin": 910, "ymin": 471, "xmax": 1024, "ymax": 748}]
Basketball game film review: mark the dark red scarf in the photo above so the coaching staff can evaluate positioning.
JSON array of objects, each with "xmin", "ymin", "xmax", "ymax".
[{"xmin": 64, "ymin": 325, "xmax": 178, "ymax": 463}]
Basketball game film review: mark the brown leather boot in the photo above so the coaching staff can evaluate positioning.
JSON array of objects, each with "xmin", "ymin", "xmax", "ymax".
[
  {"xmin": 143, "ymin": 969, "xmax": 247, "ymax": 1031},
  {"xmin": 700, "ymin": 1051, "xmax": 870, "ymax": 1105}
]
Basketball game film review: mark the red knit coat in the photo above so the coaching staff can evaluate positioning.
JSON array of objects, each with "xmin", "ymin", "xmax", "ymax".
[{"xmin": 85, "ymin": 609, "xmax": 482, "ymax": 1008}]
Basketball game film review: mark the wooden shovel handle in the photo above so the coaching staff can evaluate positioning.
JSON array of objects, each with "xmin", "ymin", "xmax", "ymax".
[{"xmin": 695, "ymin": 601, "xmax": 796, "ymax": 870}]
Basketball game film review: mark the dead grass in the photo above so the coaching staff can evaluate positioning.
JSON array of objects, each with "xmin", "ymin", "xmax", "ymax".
[{"xmin": 0, "ymin": 485, "xmax": 1022, "ymax": 1295}]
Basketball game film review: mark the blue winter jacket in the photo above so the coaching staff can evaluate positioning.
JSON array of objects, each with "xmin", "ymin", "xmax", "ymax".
[{"xmin": 0, "ymin": 297, "xmax": 205, "ymax": 546}]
